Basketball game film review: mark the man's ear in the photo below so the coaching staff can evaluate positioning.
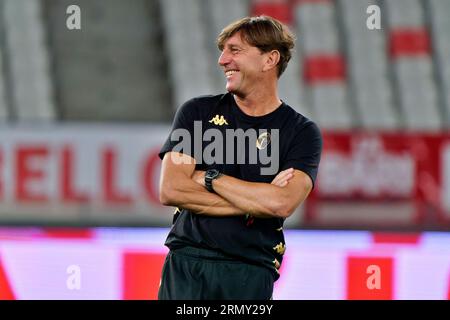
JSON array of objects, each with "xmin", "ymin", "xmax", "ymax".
[{"xmin": 263, "ymin": 50, "xmax": 280, "ymax": 72}]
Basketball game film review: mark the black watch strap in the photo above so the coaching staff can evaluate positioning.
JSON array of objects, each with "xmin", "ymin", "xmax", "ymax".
[{"xmin": 205, "ymin": 169, "xmax": 222, "ymax": 193}]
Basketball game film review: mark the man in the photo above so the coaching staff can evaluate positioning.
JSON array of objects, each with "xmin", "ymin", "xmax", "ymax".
[{"xmin": 158, "ymin": 16, "xmax": 322, "ymax": 300}]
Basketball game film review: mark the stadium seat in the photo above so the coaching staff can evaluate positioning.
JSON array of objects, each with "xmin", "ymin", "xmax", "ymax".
[
  {"xmin": 339, "ymin": 0, "xmax": 398, "ymax": 130},
  {"xmin": 310, "ymin": 83, "xmax": 352, "ymax": 129},
  {"xmin": 385, "ymin": 0, "xmax": 424, "ymax": 28},
  {"xmin": 46, "ymin": 0, "xmax": 171, "ymax": 121},
  {"xmin": 428, "ymin": 0, "xmax": 450, "ymax": 127},
  {"xmin": 3, "ymin": 0, "xmax": 55, "ymax": 122},
  {"xmin": 0, "ymin": 48, "xmax": 8, "ymax": 121},
  {"xmin": 303, "ymin": 55, "xmax": 345, "ymax": 84},
  {"xmin": 160, "ymin": 0, "xmax": 217, "ymax": 108},
  {"xmin": 385, "ymin": 0, "xmax": 442, "ymax": 130},
  {"xmin": 389, "ymin": 29, "xmax": 431, "ymax": 58},
  {"xmin": 278, "ymin": 48, "xmax": 309, "ymax": 117},
  {"xmin": 295, "ymin": 0, "xmax": 353, "ymax": 129},
  {"xmin": 251, "ymin": 0, "xmax": 293, "ymax": 25},
  {"xmin": 295, "ymin": 2, "xmax": 339, "ymax": 55},
  {"xmin": 394, "ymin": 58, "xmax": 440, "ymax": 129}
]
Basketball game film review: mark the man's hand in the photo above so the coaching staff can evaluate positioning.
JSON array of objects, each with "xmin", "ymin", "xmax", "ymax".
[
  {"xmin": 271, "ymin": 168, "xmax": 294, "ymax": 187},
  {"xmin": 205, "ymin": 168, "xmax": 313, "ymax": 218},
  {"xmin": 191, "ymin": 168, "xmax": 295, "ymax": 188},
  {"xmin": 159, "ymin": 152, "xmax": 245, "ymax": 216},
  {"xmin": 192, "ymin": 170, "xmax": 205, "ymax": 186}
]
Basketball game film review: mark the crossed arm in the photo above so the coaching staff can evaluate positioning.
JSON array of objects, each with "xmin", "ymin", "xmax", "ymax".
[{"xmin": 159, "ymin": 152, "xmax": 313, "ymax": 218}]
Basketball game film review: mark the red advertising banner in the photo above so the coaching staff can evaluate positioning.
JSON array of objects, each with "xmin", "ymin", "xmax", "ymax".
[
  {"xmin": 0, "ymin": 126, "xmax": 449, "ymax": 229},
  {"xmin": 305, "ymin": 131, "xmax": 450, "ymax": 229},
  {"xmin": 0, "ymin": 125, "xmax": 172, "ymax": 226}
]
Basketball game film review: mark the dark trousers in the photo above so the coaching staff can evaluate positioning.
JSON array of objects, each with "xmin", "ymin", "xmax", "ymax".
[{"xmin": 158, "ymin": 246, "xmax": 274, "ymax": 300}]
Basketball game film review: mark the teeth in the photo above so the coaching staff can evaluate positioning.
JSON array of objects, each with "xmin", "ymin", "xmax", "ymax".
[{"xmin": 226, "ymin": 70, "xmax": 238, "ymax": 76}]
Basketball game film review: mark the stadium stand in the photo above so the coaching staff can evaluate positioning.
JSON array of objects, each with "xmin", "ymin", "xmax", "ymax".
[
  {"xmin": 45, "ymin": 0, "xmax": 171, "ymax": 121},
  {"xmin": 385, "ymin": 0, "xmax": 441, "ymax": 130},
  {"xmin": 278, "ymin": 44, "xmax": 309, "ymax": 116},
  {"xmin": 339, "ymin": 0, "xmax": 398, "ymax": 130},
  {"xmin": 0, "ymin": 0, "xmax": 448, "ymax": 130},
  {"xmin": 2, "ymin": 0, "xmax": 55, "ymax": 122},
  {"xmin": 251, "ymin": 0, "xmax": 292, "ymax": 25},
  {"xmin": 428, "ymin": 0, "xmax": 450, "ymax": 127},
  {"xmin": 0, "ymin": 47, "xmax": 8, "ymax": 121},
  {"xmin": 295, "ymin": 0, "xmax": 353, "ymax": 129},
  {"xmin": 0, "ymin": 1, "xmax": 8, "ymax": 122},
  {"xmin": 160, "ymin": 0, "xmax": 217, "ymax": 109}
]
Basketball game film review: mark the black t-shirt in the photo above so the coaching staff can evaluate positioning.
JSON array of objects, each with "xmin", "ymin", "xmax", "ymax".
[{"xmin": 159, "ymin": 93, "xmax": 322, "ymax": 280}]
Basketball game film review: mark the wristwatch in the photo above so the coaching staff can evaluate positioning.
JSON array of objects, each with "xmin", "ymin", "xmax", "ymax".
[{"xmin": 205, "ymin": 169, "xmax": 222, "ymax": 193}]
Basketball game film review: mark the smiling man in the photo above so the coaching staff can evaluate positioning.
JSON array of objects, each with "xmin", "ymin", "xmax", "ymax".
[{"xmin": 158, "ymin": 16, "xmax": 322, "ymax": 300}]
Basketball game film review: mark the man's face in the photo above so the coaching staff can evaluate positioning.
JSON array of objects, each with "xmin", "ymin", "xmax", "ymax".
[{"xmin": 218, "ymin": 32, "xmax": 266, "ymax": 97}]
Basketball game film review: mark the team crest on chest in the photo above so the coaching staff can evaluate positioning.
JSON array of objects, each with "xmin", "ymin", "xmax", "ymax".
[{"xmin": 256, "ymin": 132, "xmax": 271, "ymax": 150}]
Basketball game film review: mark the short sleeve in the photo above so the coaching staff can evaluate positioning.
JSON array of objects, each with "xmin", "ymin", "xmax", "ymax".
[
  {"xmin": 282, "ymin": 121, "xmax": 322, "ymax": 187},
  {"xmin": 159, "ymin": 99, "xmax": 198, "ymax": 160}
]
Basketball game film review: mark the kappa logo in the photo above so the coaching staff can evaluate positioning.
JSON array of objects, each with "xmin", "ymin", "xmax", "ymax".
[{"xmin": 209, "ymin": 115, "xmax": 229, "ymax": 126}]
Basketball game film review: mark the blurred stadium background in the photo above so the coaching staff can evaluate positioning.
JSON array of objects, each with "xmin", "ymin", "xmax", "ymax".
[{"xmin": 0, "ymin": 0, "xmax": 449, "ymax": 299}]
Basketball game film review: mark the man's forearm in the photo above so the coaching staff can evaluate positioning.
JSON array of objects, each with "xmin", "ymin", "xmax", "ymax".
[
  {"xmin": 180, "ymin": 200, "xmax": 244, "ymax": 216},
  {"xmin": 188, "ymin": 168, "xmax": 299, "ymax": 219},
  {"xmin": 212, "ymin": 175, "xmax": 293, "ymax": 218},
  {"xmin": 162, "ymin": 175, "xmax": 245, "ymax": 216}
]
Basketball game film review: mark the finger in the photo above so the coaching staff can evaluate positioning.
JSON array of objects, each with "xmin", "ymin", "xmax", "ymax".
[
  {"xmin": 271, "ymin": 176, "xmax": 281, "ymax": 185},
  {"xmin": 272, "ymin": 179, "xmax": 281, "ymax": 186},
  {"xmin": 277, "ymin": 172, "xmax": 294, "ymax": 185},
  {"xmin": 279, "ymin": 168, "xmax": 294, "ymax": 178},
  {"xmin": 271, "ymin": 174, "xmax": 282, "ymax": 184},
  {"xmin": 278, "ymin": 172, "xmax": 296, "ymax": 186},
  {"xmin": 272, "ymin": 168, "xmax": 292, "ymax": 183},
  {"xmin": 272, "ymin": 168, "xmax": 295, "ymax": 186},
  {"xmin": 274, "ymin": 175, "xmax": 291, "ymax": 187}
]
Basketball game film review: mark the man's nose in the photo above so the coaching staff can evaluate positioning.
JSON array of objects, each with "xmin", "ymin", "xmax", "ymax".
[{"xmin": 218, "ymin": 51, "xmax": 230, "ymax": 66}]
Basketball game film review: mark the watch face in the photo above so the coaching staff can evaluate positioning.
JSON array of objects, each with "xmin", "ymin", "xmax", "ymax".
[{"xmin": 206, "ymin": 169, "xmax": 219, "ymax": 179}]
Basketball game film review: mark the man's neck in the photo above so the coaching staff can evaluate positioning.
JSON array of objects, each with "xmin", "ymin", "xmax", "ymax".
[{"xmin": 233, "ymin": 90, "xmax": 282, "ymax": 117}]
